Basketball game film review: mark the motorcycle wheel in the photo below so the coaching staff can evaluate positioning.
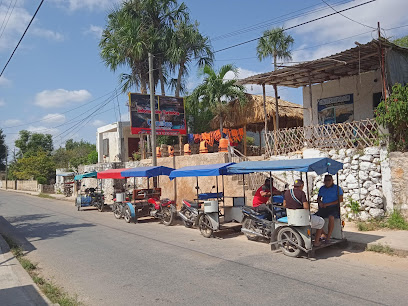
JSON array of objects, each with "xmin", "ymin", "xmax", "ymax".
[
  {"xmin": 182, "ymin": 210, "xmax": 193, "ymax": 228},
  {"xmin": 199, "ymin": 215, "xmax": 213, "ymax": 238},
  {"xmin": 113, "ymin": 204, "xmax": 122, "ymax": 219},
  {"xmin": 242, "ymin": 218, "xmax": 259, "ymax": 241},
  {"xmin": 161, "ymin": 207, "xmax": 174, "ymax": 226},
  {"xmin": 124, "ymin": 206, "xmax": 133, "ymax": 223},
  {"xmin": 97, "ymin": 201, "xmax": 104, "ymax": 212},
  {"xmin": 77, "ymin": 205, "xmax": 80, "ymax": 211},
  {"xmin": 277, "ymin": 227, "xmax": 303, "ymax": 258}
]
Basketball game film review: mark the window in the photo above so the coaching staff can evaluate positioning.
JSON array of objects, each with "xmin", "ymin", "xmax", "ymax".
[
  {"xmin": 103, "ymin": 139, "xmax": 109, "ymax": 156},
  {"xmin": 373, "ymin": 92, "xmax": 383, "ymax": 111}
]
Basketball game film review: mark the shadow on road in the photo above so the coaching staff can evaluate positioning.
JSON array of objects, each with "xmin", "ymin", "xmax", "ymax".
[{"xmin": 0, "ymin": 285, "xmax": 49, "ymax": 306}]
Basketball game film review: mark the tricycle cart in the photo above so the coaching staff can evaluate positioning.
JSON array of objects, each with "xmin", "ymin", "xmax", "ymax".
[
  {"xmin": 228, "ymin": 158, "xmax": 346, "ymax": 257},
  {"xmin": 119, "ymin": 166, "xmax": 176, "ymax": 225},
  {"xmin": 169, "ymin": 163, "xmax": 244, "ymax": 238},
  {"xmin": 74, "ymin": 172, "xmax": 105, "ymax": 211}
]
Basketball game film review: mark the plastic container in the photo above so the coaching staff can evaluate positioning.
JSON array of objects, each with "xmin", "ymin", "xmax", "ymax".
[
  {"xmin": 116, "ymin": 192, "xmax": 126, "ymax": 203},
  {"xmin": 203, "ymin": 200, "xmax": 219, "ymax": 213},
  {"xmin": 219, "ymin": 138, "xmax": 228, "ymax": 152},
  {"xmin": 286, "ymin": 209, "xmax": 310, "ymax": 226}
]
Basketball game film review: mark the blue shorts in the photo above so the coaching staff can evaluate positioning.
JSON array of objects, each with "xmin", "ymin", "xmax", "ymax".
[{"xmin": 316, "ymin": 205, "xmax": 340, "ymax": 219}]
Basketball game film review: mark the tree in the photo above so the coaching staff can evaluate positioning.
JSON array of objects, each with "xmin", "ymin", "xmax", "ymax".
[
  {"xmin": 257, "ymin": 27, "xmax": 294, "ymax": 130},
  {"xmin": 10, "ymin": 151, "xmax": 55, "ymax": 183},
  {"xmin": 0, "ymin": 129, "xmax": 6, "ymax": 171},
  {"xmin": 53, "ymin": 139, "xmax": 97, "ymax": 169},
  {"xmin": 190, "ymin": 64, "xmax": 247, "ymax": 135},
  {"xmin": 185, "ymin": 94, "xmax": 213, "ymax": 133},
  {"xmin": 168, "ymin": 21, "xmax": 213, "ymax": 97},
  {"xmin": 99, "ymin": 0, "xmax": 189, "ymax": 95},
  {"xmin": 393, "ymin": 35, "xmax": 408, "ymax": 48},
  {"xmin": 15, "ymin": 130, "xmax": 53, "ymax": 158},
  {"xmin": 375, "ymin": 83, "xmax": 408, "ymax": 151}
]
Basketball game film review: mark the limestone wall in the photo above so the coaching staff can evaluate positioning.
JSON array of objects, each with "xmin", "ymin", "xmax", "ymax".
[{"xmin": 389, "ymin": 152, "xmax": 408, "ymax": 211}]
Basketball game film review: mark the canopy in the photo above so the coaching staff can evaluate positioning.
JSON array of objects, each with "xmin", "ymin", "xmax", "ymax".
[
  {"xmin": 228, "ymin": 158, "xmax": 343, "ymax": 175},
  {"xmin": 121, "ymin": 166, "xmax": 174, "ymax": 178},
  {"xmin": 169, "ymin": 163, "xmax": 236, "ymax": 180},
  {"xmin": 97, "ymin": 168, "xmax": 127, "ymax": 179},
  {"xmin": 57, "ymin": 172, "xmax": 75, "ymax": 177},
  {"xmin": 74, "ymin": 172, "xmax": 97, "ymax": 181}
]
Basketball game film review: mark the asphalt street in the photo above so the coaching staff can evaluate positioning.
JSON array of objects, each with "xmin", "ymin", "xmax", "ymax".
[{"xmin": 0, "ymin": 190, "xmax": 407, "ymax": 306}]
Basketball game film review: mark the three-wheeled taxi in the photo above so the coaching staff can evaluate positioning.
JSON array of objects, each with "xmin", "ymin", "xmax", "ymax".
[
  {"xmin": 74, "ymin": 172, "xmax": 105, "ymax": 211},
  {"xmin": 120, "ymin": 166, "xmax": 176, "ymax": 225},
  {"xmin": 169, "ymin": 163, "xmax": 244, "ymax": 238},
  {"xmin": 228, "ymin": 158, "xmax": 346, "ymax": 257}
]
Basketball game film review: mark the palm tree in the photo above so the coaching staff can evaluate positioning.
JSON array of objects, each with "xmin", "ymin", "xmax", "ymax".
[
  {"xmin": 257, "ymin": 27, "xmax": 294, "ymax": 130},
  {"xmin": 190, "ymin": 64, "xmax": 247, "ymax": 135},
  {"xmin": 168, "ymin": 21, "xmax": 213, "ymax": 97}
]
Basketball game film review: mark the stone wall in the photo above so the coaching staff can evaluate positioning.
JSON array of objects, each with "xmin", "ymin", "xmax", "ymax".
[
  {"xmin": 0, "ymin": 180, "xmax": 38, "ymax": 191},
  {"xmin": 389, "ymin": 152, "xmax": 408, "ymax": 211}
]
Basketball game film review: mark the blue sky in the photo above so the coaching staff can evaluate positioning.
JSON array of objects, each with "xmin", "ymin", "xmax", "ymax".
[{"xmin": 0, "ymin": 0, "xmax": 407, "ymax": 152}]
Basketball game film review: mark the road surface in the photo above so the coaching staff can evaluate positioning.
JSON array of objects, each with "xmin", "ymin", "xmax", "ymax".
[{"xmin": 0, "ymin": 190, "xmax": 407, "ymax": 305}]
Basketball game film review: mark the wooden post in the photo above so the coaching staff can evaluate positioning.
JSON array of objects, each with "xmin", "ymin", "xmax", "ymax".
[
  {"xmin": 258, "ymin": 130, "xmax": 262, "ymax": 155},
  {"xmin": 178, "ymin": 135, "xmax": 182, "ymax": 156},
  {"xmin": 262, "ymin": 84, "xmax": 268, "ymax": 134},
  {"xmin": 173, "ymin": 155, "xmax": 177, "ymax": 204},
  {"xmin": 308, "ymin": 72, "xmax": 313, "ymax": 124},
  {"xmin": 243, "ymin": 125, "xmax": 247, "ymax": 156}
]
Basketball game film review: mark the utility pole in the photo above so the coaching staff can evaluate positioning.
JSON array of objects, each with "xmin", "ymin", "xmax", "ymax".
[
  {"xmin": 148, "ymin": 52, "xmax": 157, "ymax": 167},
  {"xmin": 5, "ymin": 148, "xmax": 8, "ymax": 190}
]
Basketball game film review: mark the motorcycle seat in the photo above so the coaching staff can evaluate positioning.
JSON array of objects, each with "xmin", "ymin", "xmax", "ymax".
[
  {"xmin": 277, "ymin": 216, "xmax": 288, "ymax": 223},
  {"xmin": 183, "ymin": 199, "xmax": 200, "ymax": 209}
]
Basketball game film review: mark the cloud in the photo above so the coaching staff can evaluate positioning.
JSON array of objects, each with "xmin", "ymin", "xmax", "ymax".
[
  {"xmin": 27, "ymin": 125, "xmax": 59, "ymax": 136},
  {"xmin": 0, "ymin": 99, "xmax": 5, "ymax": 107},
  {"xmin": 0, "ymin": 76, "xmax": 12, "ymax": 87},
  {"xmin": 34, "ymin": 89, "xmax": 92, "ymax": 108},
  {"xmin": 92, "ymin": 119, "xmax": 105, "ymax": 127},
  {"xmin": 84, "ymin": 25, "xmax": 103, "ymax": 39},
  {"xmin": 3, "ymin": 119, "xmax": 22, "ymax": 126},
  {"xmin": 52, "ymin": 0, "xmax": 120, "ymax": 11},
  {"xmin": 225, "ymin": 67, "xmax": 266, "ymax": 95},
  {"xmin": 31, "ymin": 28, "xmax": 64, "ymax": 41},
  {"xmin": 42, "ymin": 113, "xmax": 66, "ymax": 124}
]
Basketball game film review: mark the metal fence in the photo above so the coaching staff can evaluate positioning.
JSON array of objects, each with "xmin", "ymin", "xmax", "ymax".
[{"xmin": 265, "ymin": 118, "xmax": 386, "ymax": 156}]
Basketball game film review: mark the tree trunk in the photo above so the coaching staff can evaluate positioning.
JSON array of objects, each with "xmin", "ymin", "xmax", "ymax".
[
  {"xmin": 158, "ymin": 57, "xmax": 166, "ymax": 96},
  {"xmin": 219, "ymin": 114, "xmax": 223, "ymax": 138},
  {"xmin": 262, "ymin": 84, "xmax": 267, "ymax": 134},
  {"xmin": 140, "ymin": 69, "xmax": 148, "ymax": 95},
  {"xmin": 175, "ymin": 60, "xmax": 185, "ymax": 98},
  {"xmin": 273, "ymin": 53, "xmax": 279, "ymax": 131}
]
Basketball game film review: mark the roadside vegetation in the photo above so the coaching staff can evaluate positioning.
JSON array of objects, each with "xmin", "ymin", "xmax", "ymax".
[
  {"xmin": 366, "ymin": 243, "xmax": 395, "ymax": 256},
  {"xmin": 357, "ymin": 210, "xmax": 408, "ymax": 231},
  {"xmin": 3, "ymin": 236, "xmax": 82, "ymax": 306}
]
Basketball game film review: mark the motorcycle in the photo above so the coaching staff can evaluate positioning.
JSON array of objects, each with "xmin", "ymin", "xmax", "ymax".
[
  {"xmin": 178, "ymin": 185, "xmax": 216, "ymax": 228},
  {"xmin": 241, "ymin": 198, "xmax": 287, "ymax": 241}
]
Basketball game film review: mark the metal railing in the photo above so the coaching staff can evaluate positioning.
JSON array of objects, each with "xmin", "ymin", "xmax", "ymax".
[{"xmin": 265, "ymin": 118, "xmax": 386, "ymax": 156}]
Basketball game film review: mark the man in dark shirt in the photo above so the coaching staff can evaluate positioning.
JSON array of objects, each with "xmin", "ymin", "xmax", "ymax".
[{"xmin": 283, "ymin": 179, "xmax": 325, "ymax": 247}]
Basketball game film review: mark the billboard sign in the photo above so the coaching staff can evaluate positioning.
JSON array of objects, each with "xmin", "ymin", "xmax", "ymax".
[
  {"xmin": 317, "ymin": 94, "xmax": 354, "ymax": 125},
  {"xmin": 129, "ymin": 93, "xmax": 187, "ymax": 135}
]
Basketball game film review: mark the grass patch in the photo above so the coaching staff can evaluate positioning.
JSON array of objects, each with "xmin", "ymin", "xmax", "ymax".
[
  {"xmin": 357, "ymin": 210, "xmax": 408, "ymax": 231},
  {"xmin": 3, "ymin": 235, "xmax": 82, "ymax": 306},
  {"xmin": 366, "ymin": 243, "xmax": 395, "ymax": 256},
  {"xmin": 38, "ymin": 193, "xmax": 53, "ymax": 199}
]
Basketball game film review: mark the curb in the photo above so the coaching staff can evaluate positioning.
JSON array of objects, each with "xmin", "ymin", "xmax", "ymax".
[
  {"xmin": 346, "ymin": 239, "xmax": 408, "ymax": 257},
  {"xmin": 0, "ymin": 234, "xmax": 54, "ymax": 306},
  {"xmin": 0, "ymin": 187, "xmax": 75, "ymax": 203}
]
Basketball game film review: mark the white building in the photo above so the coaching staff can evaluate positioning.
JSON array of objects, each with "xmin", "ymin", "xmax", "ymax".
[{"xmin": 96, "ymin": 121, "xmax": 141, "ymax": 163}]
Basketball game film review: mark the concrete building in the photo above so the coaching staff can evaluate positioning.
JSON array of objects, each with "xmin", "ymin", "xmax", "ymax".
[{"xmin": 96, "ymin": 121, "xmax": 141, "ymax": 163}]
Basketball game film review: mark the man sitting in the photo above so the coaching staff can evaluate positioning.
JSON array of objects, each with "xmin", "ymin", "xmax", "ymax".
[
  {"xmin": 316, "ymin": 174, "xmax": 343, "ymax": 243},
  {"xmin": 283, "ymin": 179, "xmax": 324, "ymax": 247},
  {"xmin": 252, "ymin": 178, "xmax": 282, "ymax": 216}
]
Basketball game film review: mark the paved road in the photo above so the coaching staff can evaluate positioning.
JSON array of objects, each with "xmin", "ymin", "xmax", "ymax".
[{"xmin": 0, "ymin": 190, "xmax": 407, "ymax": 306}]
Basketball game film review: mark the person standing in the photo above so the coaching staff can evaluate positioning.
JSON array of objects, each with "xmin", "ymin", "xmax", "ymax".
[{"xmin": 316, "ymin": 174, "xmax": 343, "ymax": 242}]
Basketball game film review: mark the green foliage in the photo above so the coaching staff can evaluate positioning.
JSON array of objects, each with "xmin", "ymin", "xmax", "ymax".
[
  {"xmin": 347, "ymin": 197, "xmax": 360, "ymax": 215},
  {"xmin": 157, "ymin": 135, "xmax": 178, "ymax": 145},
  {"xmin": 37, "ymin": 176, "xmax": 47, "ymax": 185},
  {"xmin": 375, "ymin": 83, "xmax": 408, "ymax": 151},
  {"xmin": 0, "ymin": 129, "xmax": 6, "ymax": 171},
  {"xmin": 357, "ymin": 210, "xmax": 408, "ymax": 231},
  {"xmin": 132, "ymin": 152, "xmax": 141, "ymax": 161},
  {"xmin": 257, "ymin": 27, "xmax": 294, "ymax": 68},
  {"xmin": 393, "ymin": 35, "xmax": 408, "ymax": 48},
  {"xmin": 246, "ymin": 136, "xmax": 255, "ymax": 146},
  {"xmin": 10, "ymin": 151, "xmax": 55, "ymax": 183},
  {"xmin": 185, "ymin": 94, "xmax": 213, "ymax": 133},
  {"xmin": 387, "ymin": 210, "xmax": 408, "ymax": 230},
  {"xmin": 366, "ymin": 243, "xmax": 395, "ymax": 256},
  {"xmin": 15, "ymin": 130, "xmax": 53, "ymax": 157},
  {"xmin": 87, "ymin": 150, "xmax": 98, "ymax": 164},
  {"xmin": 189, "ymin": 64, "xmax": 247, "ymax": 133}
]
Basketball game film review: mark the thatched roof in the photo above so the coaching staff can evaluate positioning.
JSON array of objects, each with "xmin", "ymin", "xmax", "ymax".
[{"xmin": 210, "ymin": 94, "xmax": 303, "ymax": 132}]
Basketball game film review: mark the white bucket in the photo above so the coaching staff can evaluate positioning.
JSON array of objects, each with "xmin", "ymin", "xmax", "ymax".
[
  {"xmin": 204, "ymin": 200, "xmax": 219, "ymax": 213},
  {"xmin": 116, "ymin": 192, "xmax": 126, "ymax": 202},
  {"xmin": 286, "ymin": 209, "xmax": 310, "ymax": 226}
]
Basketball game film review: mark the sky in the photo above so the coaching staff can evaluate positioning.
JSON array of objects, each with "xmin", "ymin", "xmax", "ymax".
[{"xmin": 0, "ymin": 0, "xmax": 408, "ymax": 154}]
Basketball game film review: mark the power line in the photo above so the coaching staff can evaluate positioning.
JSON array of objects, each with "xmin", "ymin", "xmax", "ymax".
[
  {"xmin": 0, "ymin": 0, "xmax": 13, "ymax": 37},
  {"xmin": 0, "ymin": 0, "xmax": 45, "ymax": 78},
  {"xmin": 0, "ymin": 0, "xmax": 17, "ymax": 41},
  {"xmin": 320, "ymin": 0, "xmax": 376, "ymax": 30},
  {"xmin": 213, "ymin": 0, "xmax": 376, "ymax": 54}
]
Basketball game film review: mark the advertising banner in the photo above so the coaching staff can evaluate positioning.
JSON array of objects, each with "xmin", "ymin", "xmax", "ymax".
[
  {"xmin": 129, "ymin": 93, "xmax": 187, "ymax": 135},
  {"xmin": 317, "ymin": 94, "xmax": 354, "ymax": 125}
]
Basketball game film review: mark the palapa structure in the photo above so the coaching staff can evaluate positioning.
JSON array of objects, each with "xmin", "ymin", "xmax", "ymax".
[{"xmin": 210, "ymin": 93, "xmax": 303, "ymax": 132}]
